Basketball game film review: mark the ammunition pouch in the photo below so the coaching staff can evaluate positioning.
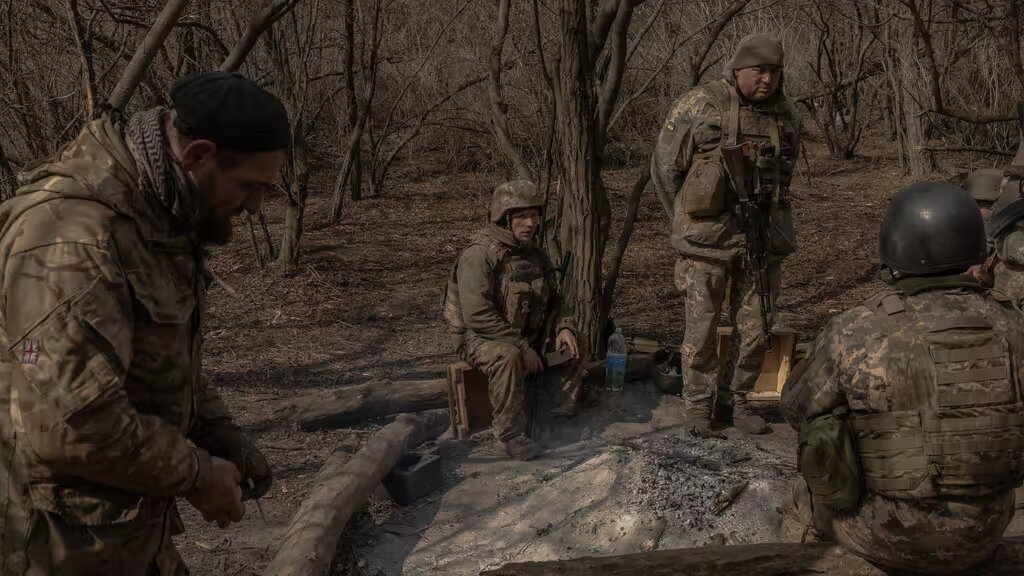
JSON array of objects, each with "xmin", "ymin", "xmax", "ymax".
[
  {"xmin": 799, "ymin": 406, "xmax": 862, "ymax": 513},
  {"xmin": 680, "ymin": 154, "xmax": 727, "ymax": 217}
]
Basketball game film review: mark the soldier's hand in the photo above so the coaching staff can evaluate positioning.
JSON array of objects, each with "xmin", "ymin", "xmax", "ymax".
[
  {"xmin": 555, "ymin": 329, "xmax": 579, "ymax": 359},
  {"xmin": 194, "ymin": 425, "xmax": 273, "ymax": 500},
  {"xmin": 242, "ymin": 445, "xmax": 273, "ymax": 501},
  {"xmin": 186, "ymin": 456, "xmax": 245, "ymax": 528},
  {"xmin": 522, "ymin": 348, "xmax": 545, "ymax": 375}
]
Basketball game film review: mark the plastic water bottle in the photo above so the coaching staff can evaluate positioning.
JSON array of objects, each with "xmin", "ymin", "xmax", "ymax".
[{"xmin": 606, "ymin": 328, "xmax": 627, "ymax": 392}]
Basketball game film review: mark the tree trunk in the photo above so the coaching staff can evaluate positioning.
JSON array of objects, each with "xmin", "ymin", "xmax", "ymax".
[
  {"xmin": 556, "ymin": 0, "xmax": 605, "ymax": 358},
  {"xmin": 343, "ymin": 0, "xmax": 361, "ymax": 201},
  {"xmin": 107, "ymin": 0, "xmax": 192, "ymax": 110},
  {"xmin": 278, "ymin": 120, "xmax": 309, "ymax": 268},
  {"xmin": 65, "ymin": 0, "xmax": 97, "ymax": 118},
  {"xmin": 602, "ymin": 169, "xmax": 648, "ymax": 317},
  {"xmin": 219, "ymin": 0, "xmax": 301, "ymax": 72},
  {"xmin": 481, "ymin": 538, "xmax": 1024, "ymax": 576},
  {"xmin": 285, "ymin": 378, "xmax": 449, "ymax": 431},
  {"xmin": 331, "ymin": 0, "xmax": 380, "ymax": 223},
  {"xmin": 0, "ymin": 138, "xmax": 16, "ymax": 200},
  {"xmin": 488, "ymin": 0, "xmax": 534, "ymax": 181},
  {"xmin": 262, "ymin": 410, "xmax": 450, "ymax": 576},
  {"xmin": 900, "ymin": 37, "xmax": 934, "ymax": 176}
]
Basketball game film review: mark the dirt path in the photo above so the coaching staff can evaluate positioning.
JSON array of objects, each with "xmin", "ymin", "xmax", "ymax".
[{"xmin": 174, "ymin": 134, "xmax": 976, "ymax": 574}]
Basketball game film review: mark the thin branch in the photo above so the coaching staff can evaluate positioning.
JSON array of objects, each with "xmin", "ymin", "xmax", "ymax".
[
  {"xmin": 689, "ymin": 0, "xmax": 751, "ymax": 85},
  {"xmin": 624, "ymin": 0, "xmax": 664, "ymax": 64},
  {"xmin": 66, "ymin": 0, "xmax": 97, "ymax": 118},
  {"xmin": 370, "ymin": 0, "xmax": 477, "ymax": 165},
  {"xmin": 488, "ymin": 0, "xmax": 534, "ymax": 180},
  {"xmin": 220, "ymin": 0, "xmax": 302, "ymax": 72},
  {"xmin": 597, "ymin": 0, "xmax": 634, "ymax": 140}
]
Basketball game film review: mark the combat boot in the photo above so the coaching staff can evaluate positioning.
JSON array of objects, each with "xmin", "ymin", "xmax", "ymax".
[
  {"xmin": 732, "ymin": 401, "xmax": 770, "ymax": 435},
  {"xmin": 497, "ymin": 434, "xmax": 541, "ymax": 461},
  {"xmin": 685, "ymin": 406, "xmax": 726, "ymax": 440}
]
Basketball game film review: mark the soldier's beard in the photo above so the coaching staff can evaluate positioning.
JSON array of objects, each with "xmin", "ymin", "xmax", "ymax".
[{"xmin": 197, "ymin": 208, "xmax": 234, "ymax": 246}]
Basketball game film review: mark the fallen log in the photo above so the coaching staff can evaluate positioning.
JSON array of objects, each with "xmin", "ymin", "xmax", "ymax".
[
  {"xmin": 263, "ymin": 409, "xmax": 449, "ymax": 576},
  {"xmin": 480, "ymin": 538, "xmax": 1024, "ymax": 576},
  {"xmin": 287, "ymin": 378, "xmax": 448, "ymax": 431}
]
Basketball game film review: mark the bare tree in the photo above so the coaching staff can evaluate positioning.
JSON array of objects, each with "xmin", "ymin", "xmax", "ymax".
[
  {"xmin": 329, "ymin": 0, "xmax": 383, "ymax": 223},
  {"xmin": 107, "ymin": 0, "xmax": 193, "ymax": 111}
]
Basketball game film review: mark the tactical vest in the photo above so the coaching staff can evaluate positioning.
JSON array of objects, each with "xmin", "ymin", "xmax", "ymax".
[
  {"xmin": 852, "ymin": 291, "xmax": 1024, "ymax": 499},
  {"xmin": 443, "ymin": 232, "xmax": 552, "ymax": 345},
  {"xmin": 703, "ymin": 79, "xmax": 794, "ymax": 195},
  {"xmin": 673, "ymin": 80, "xmax": 798, "ymax": 257}
]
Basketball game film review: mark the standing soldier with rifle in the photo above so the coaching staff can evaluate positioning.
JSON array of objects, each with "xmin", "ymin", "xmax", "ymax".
[{"xmin": 651, "ymin": 34, "xmax": 801, "ymax": 438}]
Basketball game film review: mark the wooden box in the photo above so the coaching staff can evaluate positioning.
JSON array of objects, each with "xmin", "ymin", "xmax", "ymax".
[
  {"xmin": 446, "ymin": 362, "xmax": 493, "ymax": 439},
  {"xmin": 716, "ymin": 327, "xmax": 796, "ymax": 400}
]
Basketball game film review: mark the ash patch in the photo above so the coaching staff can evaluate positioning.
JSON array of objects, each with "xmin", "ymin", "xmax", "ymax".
[{"xmin": 619, "ymin": 433, "xmax": 791, "ymax": 547}]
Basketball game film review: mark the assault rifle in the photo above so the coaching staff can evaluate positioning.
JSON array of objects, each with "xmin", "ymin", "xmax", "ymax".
[{"xmin": 721, "ymin": 143, "xmax": 775, "ymax": 350}]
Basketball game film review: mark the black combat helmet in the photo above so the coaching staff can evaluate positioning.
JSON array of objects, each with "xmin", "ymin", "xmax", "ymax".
[{"xmin": 879, "ymin": 181, "xmax": 987, "ymax": 276}]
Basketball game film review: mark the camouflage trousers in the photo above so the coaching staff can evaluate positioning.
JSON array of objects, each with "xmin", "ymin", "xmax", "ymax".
[
  {"xmin": 18, "ymin": 502, "xmax": 188, "ymax": 576},
  {"xmin": 459, "ymin": 335, "xmax": 582, "ymax": 442},
  {"xmin": 780, "ymin": 477, "xmax": 1014, "ymax": 574},
  {"xmin": 675, "ymin": 255, "xmax": 781, "ymax": 422}
]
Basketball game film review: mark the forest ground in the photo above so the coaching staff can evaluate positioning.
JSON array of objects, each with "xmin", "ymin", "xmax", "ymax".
[{"xmin": 172, "ymin": 130, "xmax": 995, "ymax": 574}]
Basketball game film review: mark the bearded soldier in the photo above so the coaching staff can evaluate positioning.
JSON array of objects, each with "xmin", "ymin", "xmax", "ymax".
[
  {"xmin": 0, "ymin": 72, "xmax": 283, "ymax": 574},
  {"xmin": 781, "ymin": 182, "xmax": 1024, "ymax": 573},
  {"xmin": 444, "ymin": 181, "xmax": 579, "ymax": 460},
  {"xmin": 651, "ymin": 34, "xmax": 800, "ymax": 437}
]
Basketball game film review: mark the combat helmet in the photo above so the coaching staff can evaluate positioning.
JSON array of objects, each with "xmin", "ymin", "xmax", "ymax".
[
  {"xmin": 879, "ymin": 182, "xmax": 987, "ymax": 276},
  {"xmin": 964, "ymin": 168, "xmax": 1004, "ymax": 206},
  {"xmin": 489, "ymin": 180, "xmax": 544, "ymax": 224}
]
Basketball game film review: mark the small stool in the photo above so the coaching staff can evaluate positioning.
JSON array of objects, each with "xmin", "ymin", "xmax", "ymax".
[{"xmin": 446, "ymin": 362, "xmax": 493, "ymax": 439}]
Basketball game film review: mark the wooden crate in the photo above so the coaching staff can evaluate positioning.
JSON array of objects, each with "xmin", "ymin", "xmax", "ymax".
[
  {"xmin": 716, "ymin": 327, "xmax": 797, "ymax": 400},
  {"xmin": 446, "ymin": 362, "xmax": 493, "ymax": 439}
]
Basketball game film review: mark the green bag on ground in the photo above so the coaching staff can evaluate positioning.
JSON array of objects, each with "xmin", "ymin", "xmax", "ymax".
[{"xmin": 799, "ymin": 407, "xmax": 862, "ymax": 513}]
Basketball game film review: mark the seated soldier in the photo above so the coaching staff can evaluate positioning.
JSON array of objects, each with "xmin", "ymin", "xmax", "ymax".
[
  {"xmin": 781, "ymin": 182, "xmax": 1024, "ymax": 574},
  {"xmin": 444, "ymin": 180, "xmax": 580, "ymax": 461}
]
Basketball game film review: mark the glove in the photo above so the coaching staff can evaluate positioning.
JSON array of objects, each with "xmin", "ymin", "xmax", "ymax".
[{"xmin": 193, "ymin": 423, "xmax": 273, "ymax": 500}]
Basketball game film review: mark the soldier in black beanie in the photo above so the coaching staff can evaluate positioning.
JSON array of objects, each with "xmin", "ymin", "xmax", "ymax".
[{"xmin": 0, "ymin": 71, "xmax": 287, "ymax": 573}]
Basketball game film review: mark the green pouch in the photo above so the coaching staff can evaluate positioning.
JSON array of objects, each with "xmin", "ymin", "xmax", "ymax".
[{"xmin": 799, "ymin": 407, "xmax": 862, "ymax": 512}]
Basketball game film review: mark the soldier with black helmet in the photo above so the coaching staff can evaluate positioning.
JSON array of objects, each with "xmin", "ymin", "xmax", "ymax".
[
  {"xmin": 443, "ymin": 181, "xmax": 580, "ymax": 460},
  {"xmin": 780, "ymin": 182, "xmax": 1024, "ymax": 573}
]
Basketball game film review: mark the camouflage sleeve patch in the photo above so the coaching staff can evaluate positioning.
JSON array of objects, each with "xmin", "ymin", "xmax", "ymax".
[{"xmin": 651, "ymin": 88, "xmax": 719, "ymax": 203}]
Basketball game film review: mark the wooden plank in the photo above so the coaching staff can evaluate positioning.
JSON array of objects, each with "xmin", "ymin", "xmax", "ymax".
[
  {"xmin": 717, "ymin": 328, "xmax": 795, "ymax": 400},
  {"xmin": 481, "ymin": 537, "xmax": 1024, "ymax": 576}
]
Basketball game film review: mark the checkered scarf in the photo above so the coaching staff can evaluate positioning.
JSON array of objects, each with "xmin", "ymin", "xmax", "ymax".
[{"xmin": 124, "ymin": 107, "xmax": 197, "ymax": 223}]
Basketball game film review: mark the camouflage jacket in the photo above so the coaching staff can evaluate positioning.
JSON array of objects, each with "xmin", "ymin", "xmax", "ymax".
[
  {"xmin": 444, "ymin": 225, "xmax": 574, "ymax": 353},
  {"xmin": 0, "ymin": 117, "xmax": 232, "ymax": 569},
  {"xmin": 782, "ymin": 275, "xmax": 1024, "ymax": 571},
  {"xmin": 651, "ymin": 75, "xmax": 801, "ymax": 263}
]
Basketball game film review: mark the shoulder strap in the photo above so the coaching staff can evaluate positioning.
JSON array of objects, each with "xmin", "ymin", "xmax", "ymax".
[
  {"xmin": 863, "ymin": 289, "xmax": 906, "ymax": 336},
  {"xmin": 726, "ymin": 84, "xmax": 739, "ymax": 147}
]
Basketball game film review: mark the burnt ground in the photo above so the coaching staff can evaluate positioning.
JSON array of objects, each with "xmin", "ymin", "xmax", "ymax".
[{"xmin": 173, "ymin": 132, "xmax": 995, "ymax": 574}]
